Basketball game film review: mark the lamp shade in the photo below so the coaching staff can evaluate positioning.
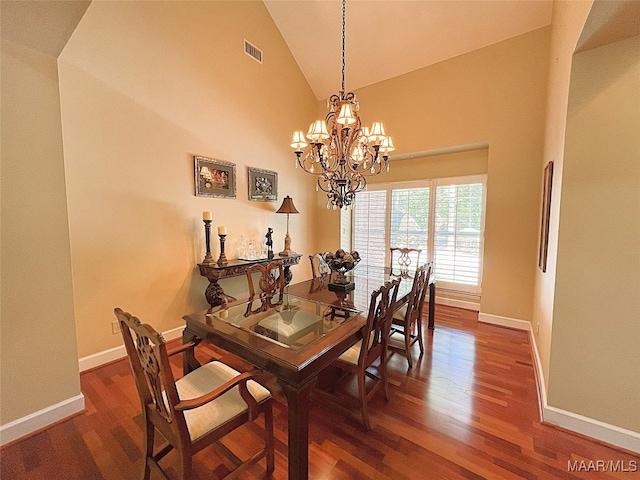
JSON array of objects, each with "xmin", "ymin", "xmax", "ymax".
[
  {"xmin": 290, "ymin": 131, "xmax": 308, "ymax": 150},
  {"xmin": 337, "ymin": 103, "xmax": 356, "ymax": 125},
  {"xmin": 306, "ymin": 120, "xmax": 330, "ymax": 142},
  {"xmin": 368, "ymin": 122, "xmax": 387, "ymax": 145},
  {"xmin": 276, "ymin": 196, "xmax": 299, "ymax": 215},
  {"xmin": 380, "ymin": 136, "xmax": 395, "ymax": 153}
]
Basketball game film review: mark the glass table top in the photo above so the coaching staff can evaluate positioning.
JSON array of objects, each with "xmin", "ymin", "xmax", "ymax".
[{"xmin": 206, "ymin": 293, "xmax": 363, "ymax": 351}]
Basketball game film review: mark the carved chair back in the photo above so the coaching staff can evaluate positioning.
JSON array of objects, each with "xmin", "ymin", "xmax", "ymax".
[
  {"xmin": 115, "ymin": 308, "xmax": 188, "ymax": 446},
  {"xmin": 390, "ymin": 247, "xmax": 422, "ymax": 277},
  {"xmin": 115, "ymin": 308, "xmax": 275, "ymax": 479},
  {"xmin": 360, "ymin": 277, "xmax": 401, "ymax": 367},
  {"xmin": 245, "ymin": 261, "xmax": 284, "ymax": 315},
  {"xmin": 309, "ymin": 253, "xmax": 331, "ymax": 278},
  {"xmin": 389, "ymin": 262, "xmax": 432, "ymax": 368},
  {"xmin": 320, "ymin": 277, "xmax": 401, "ymax": 430}
]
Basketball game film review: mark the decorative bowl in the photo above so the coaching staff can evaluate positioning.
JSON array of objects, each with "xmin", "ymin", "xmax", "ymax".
[{"xmin": 324, "ymin": 249, "xmax": 361, "ymax": 285}]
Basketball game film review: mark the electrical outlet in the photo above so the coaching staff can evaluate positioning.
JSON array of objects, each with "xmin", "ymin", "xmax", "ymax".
[{"xmin": 111, "ymin": 320, "xmax": 121, "ymax": 335}]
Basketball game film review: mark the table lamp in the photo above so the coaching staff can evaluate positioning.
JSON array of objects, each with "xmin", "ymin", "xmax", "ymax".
[{"xmin": 276, "ymin": 195, "xmax": 299, "ymax": 256}]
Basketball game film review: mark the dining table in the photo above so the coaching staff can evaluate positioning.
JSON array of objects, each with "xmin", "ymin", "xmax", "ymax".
[
  {"xmin": 181, "ymin": 263, "xmax": 435, "ymax": 480},
  {"xmin": 182, "ymin": 292, "xmax": 366, "ymax": 480},
  {"xmin": 286, "ymin": 263, "xmax": 436, "ymax": 330}
]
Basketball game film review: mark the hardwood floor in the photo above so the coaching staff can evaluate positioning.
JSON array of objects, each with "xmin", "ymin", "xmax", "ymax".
[{"xmin": 2, "ymin": 305, "xmax": 638, "ymax": 479}]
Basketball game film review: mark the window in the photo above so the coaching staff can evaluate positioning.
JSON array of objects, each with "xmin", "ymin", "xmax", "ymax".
[
  {"xmin": 353, "ymin": 190, "xmax": 387, "ymax": 268},
  {"xmin": 351, "ymin": 175, "xmax": 486, "ymax": 294}
]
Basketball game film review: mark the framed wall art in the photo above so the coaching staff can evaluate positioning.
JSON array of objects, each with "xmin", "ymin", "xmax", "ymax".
[
  {"xmin": 195, "ymin": 156, "xmax": 236, "ymax": 199},
  {"xmin": 248, "ymin": 167, "xmax": 278, "ymax": 202},
  {"xmin": 538, "ymin": 161, "xmax": 554, "ymax": 272}
]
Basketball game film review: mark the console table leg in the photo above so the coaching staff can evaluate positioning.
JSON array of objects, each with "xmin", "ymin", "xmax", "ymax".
[
  {"xmin": 204, "ymin": 280, "xmax": 236, "ymax": 308},
  {"xmin": 284, "ymin": 265, "xmax": 294, "ymax": 286}
]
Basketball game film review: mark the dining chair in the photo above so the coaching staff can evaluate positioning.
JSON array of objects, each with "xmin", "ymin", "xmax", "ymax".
[
  {"xmin": 114, "ymin": 308, "xmax": 274, "ymax": 480},
  {"xmin": 245, "ymin": 261, "xmax": 284, "ymax": 315},
  {"xmin": 309, "ymin": 252, "xmax": 331, "ymax": 278},
  {"xmin": 316, "ymin": 277, "xmax": 401, "ymax": 430},
  {"xmin": 389, "ymin": 247, "xmax": 422, "ymax": 277},
  {"xmin": 389, "ymin": 263, "xmax": 431, "ymax": 368}
]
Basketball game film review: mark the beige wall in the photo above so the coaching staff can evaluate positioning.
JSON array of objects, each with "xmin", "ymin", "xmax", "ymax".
[
  {"xmin": 548, "ymin": 34, "xmax": 640, "ymax": 432},
  {"xmin": 1, "ymin": 39, "xmax": 81, "ymax": 424},
  {"xmin": 318, "ymin": 28, "xmax": 550, "ymax": 322},
  {"xmin": 373, "ymin": 148, "xmax": 488, "ymax": 185},
  {"xmin": 57, "ymin": 1, "xmax": 318, "ymax": 358},
  {"xmin": 532, "ymin": 0, "xmax": 593, "ymax": 392}
]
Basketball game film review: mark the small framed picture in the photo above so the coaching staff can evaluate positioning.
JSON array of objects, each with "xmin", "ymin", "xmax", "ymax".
[
  {"xmin": 248, "ymin": 167, "xmax": 278, "ymax": 202},
  {"xmin": 195, "ymin": 156, "xmax": 236, "ymax": 198}
]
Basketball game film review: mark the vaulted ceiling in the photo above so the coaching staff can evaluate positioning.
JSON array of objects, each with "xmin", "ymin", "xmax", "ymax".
[
  {"xmin": 4, "ymin": 1, "xmax": 638, "ymax": 104},
  {"xmin": 264, "ymin": 0, "xmax": 554, "ymax": 100}
]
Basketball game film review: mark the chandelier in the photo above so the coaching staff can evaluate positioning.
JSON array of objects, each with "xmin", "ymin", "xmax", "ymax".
[{"xmin": 290, "ymin": 0, "xmax": 394, "ymax": 209}]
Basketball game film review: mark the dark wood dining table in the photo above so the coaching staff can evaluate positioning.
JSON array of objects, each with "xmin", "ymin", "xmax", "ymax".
[
  {"xmin": 286, "ymin": 263, "xmax": 436, "ymax": 330},
  {"xmin": 182, "ymin": 293, "xmax": 367, "ymax": 480},
  {"xmin": 181, "ymin": 264, "xmax": 435, "ymax": 480}
]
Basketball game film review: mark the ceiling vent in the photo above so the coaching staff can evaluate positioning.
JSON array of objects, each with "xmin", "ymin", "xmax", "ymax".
[{"xmin": 244, "ymin": 39, "xmax": 263, "ymax": 64}]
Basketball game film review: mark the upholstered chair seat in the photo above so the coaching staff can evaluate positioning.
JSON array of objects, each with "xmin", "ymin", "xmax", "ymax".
[{"xmin": 171, "ymin": 361, "xmax": 271, "ymax": 441}]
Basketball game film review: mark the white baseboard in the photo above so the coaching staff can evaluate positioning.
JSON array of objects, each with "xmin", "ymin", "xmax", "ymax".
[
  {"xmin": 544, "ymin": 404, "xmax": 640, "ymax": 453},
  {"xmin": 527, "ymin": 319, "xmax": 639, "ymax": 453},
  {"xmin": 78, "ymin": 325, "xmax": 184, "ymax": 372},
  {"xmin": 1, "ymin": 326, "xmax": 186, "ymax": 447},
  {"xmin": 478, "ymin": 311, "xmax": 530, "ymax": 330},
  {"xmin": 436, "ymin": 295, "xmax": 480, "ymax": 311},
  {"xmin": 481, "ymin": 311, "xmax": 639, "ymax": 453},
  {"xmin": 0, "ymin": 394, "xmax": 85, "ymax": 447}
]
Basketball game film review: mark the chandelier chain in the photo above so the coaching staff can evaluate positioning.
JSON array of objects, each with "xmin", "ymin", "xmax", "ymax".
[
  {"xmin": 289, "ymin": 0, "xmax": 393, "ymax": 209},
  {"xmin": 341, "ymin": 0, "xmax": 346, "ymax": 93}
]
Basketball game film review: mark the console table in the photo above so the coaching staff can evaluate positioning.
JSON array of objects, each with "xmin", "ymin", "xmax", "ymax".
[{"xmin": 198, "ymin": 254, "xmax": 302, "ymax": 307}]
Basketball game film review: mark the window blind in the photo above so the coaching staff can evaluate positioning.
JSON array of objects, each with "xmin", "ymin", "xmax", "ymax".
[
  {"xmin": 353, "ymin": 190, "xmax": 387, "ymax": 269},
  {"xmin": 434, "ymin": 183, "xmax": 483, "ymax": 287},
  {"xmin": 390, "ymin": 187, "xmax": 429, "ymax": 260},
  {"xmin": 351, "ymin": 176, "xmax": 485, "ymax": 294}
]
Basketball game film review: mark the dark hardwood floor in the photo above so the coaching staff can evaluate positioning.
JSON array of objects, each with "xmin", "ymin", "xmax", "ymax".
[{"xmin": 2, "ymin": 305, "xmax": 638, "ymax": 479}]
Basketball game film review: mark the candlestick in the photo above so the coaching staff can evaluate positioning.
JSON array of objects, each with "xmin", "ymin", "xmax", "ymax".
[
  {"xmin": 218, "ymin": 225, "xmax": 227, "ymax": 235},
  {"xmin": 217, "ymin": 234, "xmax": 228, "ymax": 266},
  {"xmin": 202, "ymin": 219, "xmax": 215, "ymax": 264}
]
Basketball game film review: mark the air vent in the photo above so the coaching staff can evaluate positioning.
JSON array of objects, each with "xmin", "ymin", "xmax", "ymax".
[{"xmin": 244, "ymin": 39, "xmax": 263, "ymax": 64}]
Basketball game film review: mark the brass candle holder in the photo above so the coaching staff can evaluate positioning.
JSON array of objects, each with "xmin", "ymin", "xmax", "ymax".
[
  {"xmin": 202, "ymin": 219, "xmax": 215, "ymax": 264},
  {"xmin": 217, "ymin": 234, "xmax": 228, "ymax": 266}
]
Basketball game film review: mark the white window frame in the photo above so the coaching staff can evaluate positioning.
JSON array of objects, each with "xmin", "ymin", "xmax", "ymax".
[{"xmin": 345, "ymin": 174, "xmax": 486, "ymax": 294}]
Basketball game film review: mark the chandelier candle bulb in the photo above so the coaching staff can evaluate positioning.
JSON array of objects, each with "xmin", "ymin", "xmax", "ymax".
[{"xmin": 289, "ymin": 0, "xmax": 393, "ymax": 209}]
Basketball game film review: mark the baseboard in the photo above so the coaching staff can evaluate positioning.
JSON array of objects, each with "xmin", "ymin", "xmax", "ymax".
[
  {"xmin": 78, "ymin": 325, "xmax": 184, "ymax": 372},
  {"xmin": 478, "ymin": 311, "xmax": 530, "ymax": 330},
  {"xmin": 436, "ymin": 295, "xmax": 480, "ymax": 311},
  {"xmin": 526, "ymin": 320, "xmax": 640, "ymax": 454},
  {"xmin": 1, "ymin": 325, "xmax": 186, "ymax": 447},
  {"xmin": 0, "ymin": 394, "xmax": 85, "ymax": 447},
  {"xmin": 543, "ymin": 404, "xmax": 640, "ymax": 453}
]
